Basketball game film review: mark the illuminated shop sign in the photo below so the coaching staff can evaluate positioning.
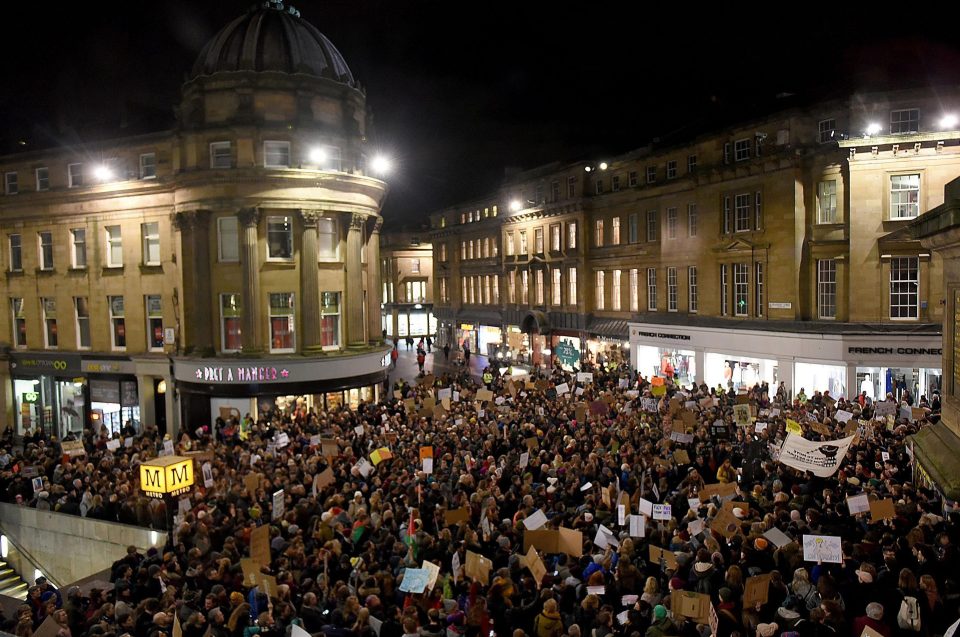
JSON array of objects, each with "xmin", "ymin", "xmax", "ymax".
[
  {"xmin": 847, "ymin": 347, "xmax": 942, "ymax": 356},
  {"xmin": 194, "ymin": 366, "xmax": 291, "ymax": 383}
]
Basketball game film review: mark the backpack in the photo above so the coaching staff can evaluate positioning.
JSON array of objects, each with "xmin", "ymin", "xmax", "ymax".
[{"xmin": 897, "ymin": 596, "xmax": 922, "ymax": 631}]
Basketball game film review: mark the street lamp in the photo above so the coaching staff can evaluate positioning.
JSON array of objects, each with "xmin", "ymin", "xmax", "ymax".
[
  {"xmin": 940, "ymin": 114, "xmax": 958, "ymax": 130},
  {"xmin": 371, "ymin": 155, "xmax": 392, "ymax": 176},
  {"xmin": 139, "ymin": 455, "xmax": 195, "ymax": 549}
]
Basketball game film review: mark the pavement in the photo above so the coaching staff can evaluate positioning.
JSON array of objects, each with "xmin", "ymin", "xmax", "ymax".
[{"xmin": 386, "ymin": 341, "xmax": 488, "ymax": 387}]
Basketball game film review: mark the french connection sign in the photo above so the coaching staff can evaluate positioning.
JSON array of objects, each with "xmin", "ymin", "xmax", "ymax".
[{"xmin": 139, "ymin": 456, "xmax": 195, "ymax": 498}]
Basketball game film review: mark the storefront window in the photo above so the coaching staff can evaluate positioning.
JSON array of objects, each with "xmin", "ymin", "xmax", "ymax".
[
  {"xmin": 795, "ymin": 362, "xmax": 846, "ymax": 398},
  {"xmin": 409, "ymin": 311, "xmax": 428, "ymax": 336},
  {"xmin": 477, "ymin": 326, "xmax": 502, "ymax": 356},
  {"xmin": 705, "ymin": 352, "xmax": 776, "ymax": 392},
  {"xmin": 856, "ymin": 366, "xmax": 942, "ymax": 403},
  {"xmin": 635, "ymin": 345, "xmax": 696, "ymax": 385},
  {"xmin": 90, "ymin": 378, "xmax": 139, "ymax": 436},
  {"xmin": 15, "ymin": 377, "xmax": 87, "ymax": 438}
]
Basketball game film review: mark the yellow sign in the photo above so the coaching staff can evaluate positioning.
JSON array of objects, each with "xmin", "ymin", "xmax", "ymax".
[
  {"xmin": 460, "ymin": 324, "xmax": 474, "ymax": 331},
  {"xmin": 139, "ymin": 456, "xmax": 195, "ymax": 497},
  {"xmin": 786, "ymin": 419, "xmax": 802, "ymax": 435}
]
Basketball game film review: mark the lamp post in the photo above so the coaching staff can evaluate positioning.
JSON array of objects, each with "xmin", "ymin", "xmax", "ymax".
[{"xmin": 139, "ymin": 455, "xmax": 195, "ymax": 549}]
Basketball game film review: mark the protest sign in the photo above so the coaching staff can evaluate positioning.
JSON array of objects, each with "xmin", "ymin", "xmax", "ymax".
[
  {"xmin": 847, "ymin": 494, "xmax": 870, "ymax": 515},
  {"xmin": 870, "ymin": 498, "xmax": 896, "ymax": 522},
  {"xmin": 778, "ymin": 434, "xmax": 854, "ymax": 477},
  {"xmin": 802, "ymin": 535, "xmax": 842, "ymax": 563},
  {"xmin": 743, "ymin": 574, "xmax": 771, "ymax": 606},
  {"xmin": 648, "ymin": 545, "xmax": 678, "ymax": 570}
]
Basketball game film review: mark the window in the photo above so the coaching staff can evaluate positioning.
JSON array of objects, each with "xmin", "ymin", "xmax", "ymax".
[
  {"xmin": 68, "ymin": 163, "xmax": 83, "ymax": 188},
  {"xmin": 890, "ymin": 109, "xmax": 919, "ymax": 134},
  {"xmin": 646, "ymin": 210, "xmax": 658, "ymax": 242},
  {"xmin": 612, "ymin": 217, "xmax": 621, "ymax": 245},
  {"xmin": 70, "ymin": 228, "xmax": 86, "ymax": 268},
  {"xmin": 5, "ymin": 172, "xmax": 17, "ymax": 195},
  {"xmin": 534, "ymin": 228, "xmax": 544, "ymax": 254},
  {"xmin": 551, "ymin": 180, "xmax": 560, "ymax": 202},
  {"xmin": 630, "ymin": 269, "xmax": 639, "ymax": 312},
  {"xmin": 9, "ymin": 234, "xmax": 21, "ymax": 272},
  {"xmin": 688, "ymin": 266, "xmax": 698, "ymax": 313},
  {"xmin": 40, "ymin": 298, "xmax": 57, "ymax": 348},
  {"xmin": 890, "ymin": 257, "xmax": 919, "ymax": 319},
  {"xmin": 519, "ymin": 231, "xmax": 528, "ymax": 254},
  {"xmin": 438, "ymin": 243, "xmax": 447, "ymax": 262},
  {"xmin": 734, "ymin": 138, "xmax": 751, "ymax": 161},
  {"xmin": 411, "ymin": 258, "xmax": 421, "ymax": 274},
  {"xmin": 520, "ymin": 270, "xmax": 529, "ymax": 304},
  {"xmin": 536, "ymin": 185, "xmax": 544, "ymax": 204},
  {"xmin": 109, "ymin": 296, "xmax": 126, "ymax": 349},
  {"xmin": 506, "ymin": 232, "xmax": 515, "ymax": 256},
  {"xmin": 666, "ymin": 208, "xmax": 677, "ymax": 239},
  {"xmin": 269, "ymin": 292, "xmax": 296, "ymax": 351},
  {"xmin": 723, "ymin": 143, "xmax": 732, "ymax": 165},
  {"xmin": 75, "ymin": 297, "xmax": 90, "ymax": 349},
  {"xmin": 406, "ymin": 281, "xmax": 426, "ymax": 303},
  {"xmin": 595, "ymin": 180, "xmax": 603, "ymax": 195},
  {"xmin": 106, "ymin": 225, "xmax": 123, "ymax": 267},
  {"xmin": 688, "ymin": 204, "xmax": 698, "ymax": 237},
  {"xmin": 568, "ymin": 222, "xmax": 577, "ymax": 249},
  {"xmin": 611, "ymin": 269, "xmax": 621, "ymax": 311},
  {"xmin": 216, "ymin": 293, "xmax": 241, "ymax": 351},
  {"xmin": 723, "ymin": 196, "xmax": 732, "ymax": 234},
  {"xmin": 439, "ymin": 278, "xmax": 449, "ymax": 303},
  {"xmin": 818, "ymin": 119, "xmax": 836, "ymax": 143},
  {"xmin": 552, "ymin": 268, "xmax": 562, "ymax": 305},
  {"xmin": 316, "ymin": 145, "xmax": 342, "ymax": 171},
  {"xmin": 646, "ymin": 166, "xmax": 657, "ymax": 183},
  {"xmin": 507, "ymin": 272, "xmax": 516, "ymax": 303},
  {"xmin": 667, "ymin": 267, "xmax": 678, "ymax": 312},
  {"xmin": 139, "ymin": 153, "xmax": 157, "ymax": 179},
  {"xmin": 890, "ymin": 174, "xmax": 920, "ymax": 219},
  {"xmin": 628, "ymin": 171, "xmax": 638, "ymax": 187},
  {"xmin": 141, "ymin": 222, "xmax": 160, "ymax": 265},
  {"xmin": 818, "ymin": 181, "xmax": 837, "ymax": 223},
  {"xmin": 735, "ymin": 194, "xmax": 751, "ymax": 232},
  {"xmin": 647, "ymin": 268, "xmax": 657, "ymax": 311},
  {"xmin": 755, "ymin": 262, "xmax": 764, "ymax": 317},
  {"xmin": 217, "ymin": 217, "xmax": 239, "ymax": 262},
  {"xmin": 720, "ymin": 264, "xmax": 729, "ymax": 316},
  {"xmin": 210, "ymin": 141, "xmax": 232, "ymax": 169},
  {"xmin": 687, "ymin": 154, "xmax": 697, "ymax": 173},
  {"xmin": 35, "ymin": 167, "xmax": 49, "ymax": 191},
  {"xmin": 568, "ymin": 267, "xmax": 578, "ymax": 304},
  {"xmin": 755, "ymin": 191, "xmax": 763, "ymax": 230},
  {"xmin": 734, "ymin": 263, "xmax": 749, "ymax": 316},
  {"xmin": 11, "ymin": 298, "xmax": 26, "ymax": 348},
  {"xmin": 267, "ymin": 216, "xmax": 293, "ymax": 259},
  {"xmin": 146, "ymin": 295, "xmax": 164, "ymax": 350},
  {"xmin": 316, "ymin": 292, "xmax": 339, "ymax": 348},
  {"xmin": 550, "ymin": 224, "xmax": 561, "ymax": 251},
  {"xmin": 596, "ymin": 271, "xmax": 605, "ymax": 310},
  {"xmin": 817, "ymin": 259, "xmax": 836, "ymax": 319},
  {"xmin": 628, "ymin": 213, "xmax": 639, "ymax": 244},
  {"xmin": 37, "ymin": 231, "xmax": 53, "ymax": 270},
  {"xmin": 567, "ymin": 176, "xmax": 577, "ymax": 198},
  {"xmin": 666, "ymin": 160, "xmax": 677, "ymax": 179},
  {"xmin": 595, "ymin": 219, "xmax": 604, "ymax": 247},
  {"xmin": 612, "ymin": 175, "xmax": 621, "ymax": 192},
  {"xmin": 263, "ymin": 141, "xmax": 291, "ymax": 168},
  {"xmin": 535, "ymin": 270, "xmax": 544, "ymax": 304},
  {"xmin": 492, "ymin": 275, "xmax": 500, "ymax": 303}
]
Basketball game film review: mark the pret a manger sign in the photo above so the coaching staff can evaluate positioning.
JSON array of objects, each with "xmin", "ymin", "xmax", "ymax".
[{"xmin": 139, "ymin": 456, "xmax": 194, "ymax": 498}]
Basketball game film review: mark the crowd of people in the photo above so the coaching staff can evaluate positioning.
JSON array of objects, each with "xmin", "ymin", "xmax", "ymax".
[{"xmin": 0, "ymin": 357, "xmax": 957, "ymax": 637}]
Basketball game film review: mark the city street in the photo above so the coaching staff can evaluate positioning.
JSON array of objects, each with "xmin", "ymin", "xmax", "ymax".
[{"xmin": 385, "ymin": 340, "xmax": 487, "ymax": 387}]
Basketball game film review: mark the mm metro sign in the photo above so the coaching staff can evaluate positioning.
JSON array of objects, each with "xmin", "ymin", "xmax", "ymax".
[{"xmin": 139, "ymin": 455, "xmax": 195, "ymax": 498}]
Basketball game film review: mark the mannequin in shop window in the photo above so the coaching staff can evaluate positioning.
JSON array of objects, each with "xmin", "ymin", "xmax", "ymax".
[
  {"xmin": 723, "ymin": 361, "xmax": 733, "ymax": 387},
  {"xmin": 661, "ymin": 354, "xmax": 675, "ymax": 379}
]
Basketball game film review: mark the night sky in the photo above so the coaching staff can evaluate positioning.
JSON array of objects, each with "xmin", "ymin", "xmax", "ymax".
[{"xmin": 2, "ymin": 1, "xmax": 959, "ymax": 228}]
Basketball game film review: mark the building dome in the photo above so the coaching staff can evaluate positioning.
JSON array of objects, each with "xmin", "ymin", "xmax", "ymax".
[{"xmin": 190, "ymin": 0, "xmax": 356, "ymax": 86}]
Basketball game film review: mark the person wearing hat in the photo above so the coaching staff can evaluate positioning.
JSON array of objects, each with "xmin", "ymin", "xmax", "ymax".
[{"xmin": 645, "ymin": 605, "xmax": 674, "ymax": 637}]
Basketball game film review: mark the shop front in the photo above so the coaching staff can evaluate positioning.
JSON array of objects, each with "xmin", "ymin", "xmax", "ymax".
[
  {"xmin": 476, "ymin": 325, "xmax": 503, "ymax": 357},
  {"xmin": 388, "ymin": 306, "xmax": 437, "ymax": 340},
  {"xmin": 172, "ymin": 348, "xmax": 390, "ymax": 429},
  {"xmin": 9, "ymin": 353, "xmax": 166, "ymax": 439},
  {"xmin": 552, "ymin": 333, "xmax": 583, "ymax": 371},
  {"xmin": 629, "ymin": 322, "xmax": 942, "ymax": 399}
]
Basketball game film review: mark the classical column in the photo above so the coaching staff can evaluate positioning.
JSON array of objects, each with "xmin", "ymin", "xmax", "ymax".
[
  {"xmin": 174, "ymin": 211, "xmax": 213, "ymax": 351},
  {"xmin": 366, "ymin": 217, "xmax": 384, "ymax": 343},
  {"xmin": 238, "ymin": 207, "xmax": 263, "ymax": 352},
  {"xmin": 300, "ymin": 210, "xmax": 322, "ymax": 350},
  {"xmin": 346, "ymin": 213, "xmax": 366, "ymax": 346}
]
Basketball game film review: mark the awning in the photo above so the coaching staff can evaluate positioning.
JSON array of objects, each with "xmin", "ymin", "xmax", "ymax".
[
  {"xmin": 586, "ymin": 318, "xmax": 630, "ymax": 339},
  {"xmin": 911, "ymin": 423, "xmax": 960, "ymax": 501}
]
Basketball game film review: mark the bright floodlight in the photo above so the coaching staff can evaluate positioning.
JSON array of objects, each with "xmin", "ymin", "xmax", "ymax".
[
  {"xmin": 865, "ymin": 122, "xmax": 882, "ymax": 136},
  {"xmin": 93, "ymin": 165, "xmax": 113, "ymax": 181},
  {"xmin": 509, "ymin": 200, "xmax": 522, "ymax": 212},
  {"xmin": 584, "ymin": 166, "xmax": 592, "ymax": 172},
  {"xmin": 599, "ymin": 162, "xmax": 608, "ymax": 170},
  {"xmin": 940, "ymin": 114, "xmax": 958, "ymax": 129},
  {"xmin": 309, "ymin": 147, "xmax": 326, "ymax": 164},
  {"xmin": 371, "ymin": 155, "xmax": 392, "ymax": 175}
]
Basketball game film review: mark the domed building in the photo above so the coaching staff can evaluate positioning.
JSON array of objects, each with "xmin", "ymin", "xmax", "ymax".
[{"xmin": 0, "ymin": 1, "xmax": 390, "ymax": 438}]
